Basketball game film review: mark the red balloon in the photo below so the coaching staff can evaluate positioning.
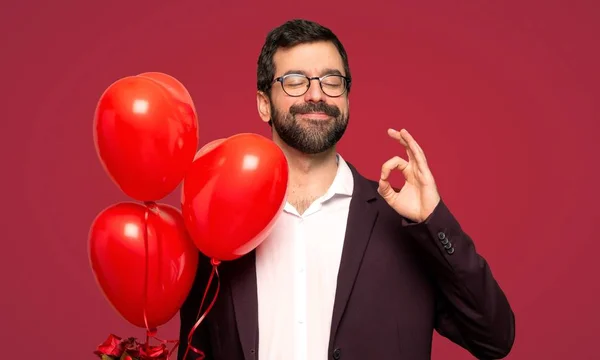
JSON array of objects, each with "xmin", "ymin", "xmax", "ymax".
[
  {"xmin": 137, "ymin": 72, "xmax": 197, "ymax": 117},
  {"xmin": 181, "ymin": 138, "xmax": 228, "ymax": 207},
  {"xmin": 181, "ymin": 133, "xmax": 288, "ymax": 261},
  {"xmin": 93, "ymin": 75, "xmax": 198, "ymax": 202},
  {"xmin": 193, "ymin": 138, "xmax": 226, "ymax": 161},
  {"xmin": 89, "ymin": 202, "xmax": 199, "ymax": 329}
]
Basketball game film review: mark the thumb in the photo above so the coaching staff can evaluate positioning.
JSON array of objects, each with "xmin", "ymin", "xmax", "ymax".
[{"xmin": 377, "ymin": 178, "xmax": 396, "ymax": 200}]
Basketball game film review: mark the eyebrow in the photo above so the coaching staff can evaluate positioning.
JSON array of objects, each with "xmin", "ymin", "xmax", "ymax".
[{"xmin": 281, "ymin": 68, "xmax": 344, "ymax": 77}]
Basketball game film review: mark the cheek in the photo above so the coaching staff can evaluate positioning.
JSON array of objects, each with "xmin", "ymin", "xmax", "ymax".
[
  {"xmin": 335, "ymin": 99, "xmax": 349, "ymax": 113},
  {"xmin": 271, "ymin": 92, "xmax": 293, "ymax": 110}
]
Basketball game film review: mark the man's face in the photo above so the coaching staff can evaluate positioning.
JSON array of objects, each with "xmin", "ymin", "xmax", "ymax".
[{"xmin": 266, "ymin": 41, "xmax": 350, "ymax": 155}]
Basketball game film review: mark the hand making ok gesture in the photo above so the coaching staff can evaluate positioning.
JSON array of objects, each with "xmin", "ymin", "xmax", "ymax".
[{"xmin": 377, "ymin": 128, "xmax": 441, "ymax": 223}]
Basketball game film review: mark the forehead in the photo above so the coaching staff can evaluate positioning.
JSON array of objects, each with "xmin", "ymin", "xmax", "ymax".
[{"xmin": 272, "ymin": 41, "xmax": 345, "ymax": 77}]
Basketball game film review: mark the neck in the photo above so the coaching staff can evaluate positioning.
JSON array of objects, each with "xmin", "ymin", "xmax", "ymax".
[
  {"xmin": 286, "ymin": 147, "xmax": 338, "ymax": 183},
  {"xmin": 272, "ymin": 134, "xmax": 339, "ymax": 212}
]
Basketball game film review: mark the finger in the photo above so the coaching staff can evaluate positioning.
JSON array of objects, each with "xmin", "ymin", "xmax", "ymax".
[
  {"xmin": 388, "ymin": 128, "xmax": 415, "ymax": 162},
  {"xmin": 377, "ymin": 178, "xmax": 396, "ymax": 200},
  {"xmin": 380, "ymin": 155, "xmax": 409, "ymax": 180},
  {"xmin": 387, "ymin": 128, "xmax": 408, "ymax": 147},
  {"xmin": 399, "ymin": 129, "xmax": 428, "ymax": 167}
]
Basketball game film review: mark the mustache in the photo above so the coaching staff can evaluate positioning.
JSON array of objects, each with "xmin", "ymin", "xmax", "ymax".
[{"xmin": 289, "ymin": 102, "xmax": 341, "ymax": 118}]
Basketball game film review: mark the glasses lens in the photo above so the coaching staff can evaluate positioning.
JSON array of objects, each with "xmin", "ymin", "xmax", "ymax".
[
  {"xmin": 282, "ymin": 75, "xmax": 310, "ymax": 96},
  {"xmin": 321, "ymin": 75, "xmax": 346, "ymax": 97}
]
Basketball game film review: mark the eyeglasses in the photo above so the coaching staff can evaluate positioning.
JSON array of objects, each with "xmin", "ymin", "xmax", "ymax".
[{"xmin": 273, "ymin": 73, "xmax": 351, "ymax": 98}]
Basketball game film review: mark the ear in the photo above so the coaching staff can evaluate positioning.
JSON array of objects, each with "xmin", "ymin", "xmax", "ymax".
[{"xmin": 256, "ymin": 91, "xmax": 271, "ymax": 124}]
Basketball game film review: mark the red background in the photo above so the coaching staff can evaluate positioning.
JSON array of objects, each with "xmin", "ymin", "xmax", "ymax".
[{"xmin": 2, "ymin": 0, "xmax": 598, "ymax": 358}]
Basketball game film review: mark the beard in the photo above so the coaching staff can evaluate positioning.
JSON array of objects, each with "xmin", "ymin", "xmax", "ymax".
[{"xmin": 270, "ymin": 101, "xmax": 349, "ymax": 155}]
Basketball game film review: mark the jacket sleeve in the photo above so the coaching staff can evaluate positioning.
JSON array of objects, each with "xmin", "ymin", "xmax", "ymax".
[
  {"xmin": 178, "ymin": 254, "xmax": 216, "ymax": 360},
  {"xmin": 401, "ymin": 199, "xmax": 516, "ymax": 359}
]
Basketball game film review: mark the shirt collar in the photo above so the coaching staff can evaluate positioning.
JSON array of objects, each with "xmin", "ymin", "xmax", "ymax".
[{"xmin": 324, "ymin": 153, "xmax": 354, "ymax": 198}]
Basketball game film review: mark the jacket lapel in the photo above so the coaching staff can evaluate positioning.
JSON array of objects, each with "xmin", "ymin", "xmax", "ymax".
[
  {"xmin": 329, "ymin": 163, "xmax": 379, "ymax": 344},
  {"xmin": 229, "ymin": 250, "xmax": 258, "ymax": 360}
]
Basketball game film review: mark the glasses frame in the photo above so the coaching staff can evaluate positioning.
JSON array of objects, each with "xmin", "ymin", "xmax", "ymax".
[{"xmin": 273, "ymin": 73, "xmax": 351, "ymax": 98}]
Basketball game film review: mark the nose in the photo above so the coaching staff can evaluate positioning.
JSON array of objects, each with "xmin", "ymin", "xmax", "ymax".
[{"xmin": 303, "ymin": 79, "xmax": 325, "ymax": 103}]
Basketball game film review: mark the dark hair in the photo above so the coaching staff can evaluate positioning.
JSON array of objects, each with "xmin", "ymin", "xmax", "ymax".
[{"xmin": 256, "ymin": 19, "xmax": 352, "ymax": 95}]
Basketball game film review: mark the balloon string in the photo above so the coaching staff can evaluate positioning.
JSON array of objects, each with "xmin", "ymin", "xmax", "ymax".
[
  {"xmin": 183, "ymin": 259, "xmax": 221, "ymax": 359},
  {"xmin": 149, "ymin": 334, "xmax": 180, "ymax": 359},
  {"xmin": 143, "ymin": 201, "xmax": 158, "ymax": 352}
]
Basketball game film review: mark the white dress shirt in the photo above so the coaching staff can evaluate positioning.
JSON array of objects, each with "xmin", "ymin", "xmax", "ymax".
[{"xmin": 256, "ymin": 154, "xmax": 354, "ymax": 360}]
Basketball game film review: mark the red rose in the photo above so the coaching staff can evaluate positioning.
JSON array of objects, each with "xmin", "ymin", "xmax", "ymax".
[
  {"xmin": 140, "ymin": 343, "xmax": 169, "ymax": 360},
  {"xmin": 94, "ymin": 334, "xmax": 123, "ymax": 357},
  {"xmin": 120, "ymin": 337, "xmax": 141, "ymax": 358}
]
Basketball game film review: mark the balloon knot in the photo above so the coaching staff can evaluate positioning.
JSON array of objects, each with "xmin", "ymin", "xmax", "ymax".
[{"xmin": 143, "ymin": 201, "xmax": 157, "ymax": 209}]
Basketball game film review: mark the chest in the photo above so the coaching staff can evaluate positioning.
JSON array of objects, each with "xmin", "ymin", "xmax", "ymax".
[{"xmin": 256, "ymin": 199, "xmax": 351, "ymax": 273}]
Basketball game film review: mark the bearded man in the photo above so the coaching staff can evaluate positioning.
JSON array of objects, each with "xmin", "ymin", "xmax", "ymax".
[{"xmin": 178, "ymin": 19, "xmax": 515, "ymax": 360}]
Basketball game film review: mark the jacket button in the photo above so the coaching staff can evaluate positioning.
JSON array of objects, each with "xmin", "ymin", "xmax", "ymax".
[
  {"xmin": 437, "ymin": 232, "xmax": 446, "ymax": 240},
  {"xmin": 333, "ymin": 348, "xmax": 341, "ymax": 359}
]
